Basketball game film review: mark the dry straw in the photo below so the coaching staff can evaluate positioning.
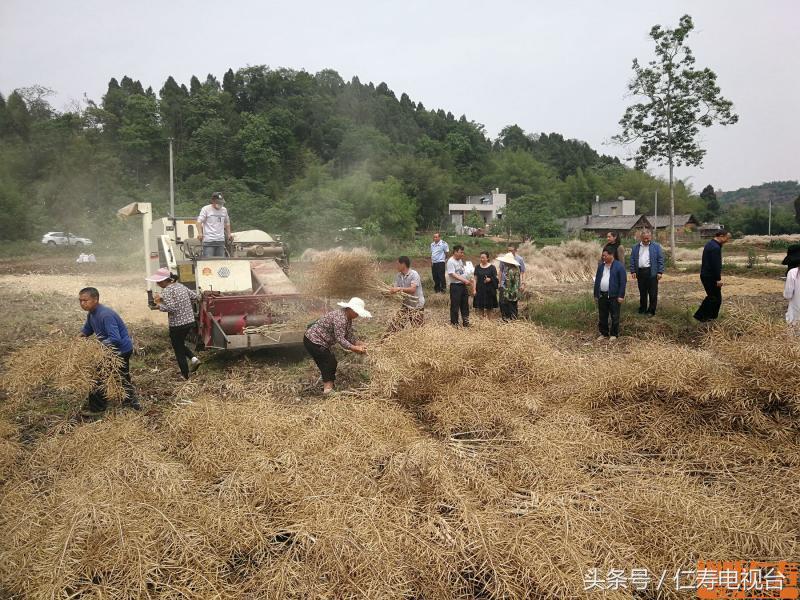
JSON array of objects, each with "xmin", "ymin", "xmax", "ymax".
[
  {"xmin": 302, "ymin": 248, "xmax": 378, "ymax": 298},
  {"xmin": 2, "ymin": 312, "xmax": 799, "ymax": 598},
  {"xmin": 1, "ymin": 337, "xmax": 125, "ymax": 411},
  {"xmin": 517, "ymin": 240, "xmax": 602, "ymax": 284}
]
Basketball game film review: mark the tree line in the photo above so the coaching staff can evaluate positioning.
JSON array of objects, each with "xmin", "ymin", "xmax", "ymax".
[{"xmin": 0, "ymin": 67, "xmax": 780, "ymax": 246}]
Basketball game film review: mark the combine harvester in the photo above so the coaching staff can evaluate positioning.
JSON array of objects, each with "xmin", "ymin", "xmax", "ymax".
[{"xmin": 118, "ymin": 202, "xmax": 317, "ymax": 352}]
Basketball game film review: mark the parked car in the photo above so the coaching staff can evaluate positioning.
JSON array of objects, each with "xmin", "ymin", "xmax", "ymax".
[{"xmin": 41, "ymin": 232, "xmax": 93, "ymax": 246}]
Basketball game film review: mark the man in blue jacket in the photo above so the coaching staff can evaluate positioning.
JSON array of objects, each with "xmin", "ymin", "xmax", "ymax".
[
  {"xmin": 694, "ymin": 229, "xmax": 730, "ymax": 322},
  {"xmin": 594, "ymin": 248, "xmax": 627, "ymax": 340},
  {"xmin": 629, "ymin": 229, "xmax": 665, "ymax": 316},
  {"xmin": 79, "ymin": 287, "xmax": 140, "ymax": 413}
]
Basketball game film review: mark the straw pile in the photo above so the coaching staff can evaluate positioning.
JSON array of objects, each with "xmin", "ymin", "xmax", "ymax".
[
  {"xmin": 730, "ymin": 233, "xmax": 800, "ymax": 247},
  {"xmin": 301, "ymin": 248, "xmax": 378, "ymax": 298},
  {"xmin": 2, "ymin": 314, "xmax": 799, "ymax": 598},
  {"xmin": 517, "ymin": 240, "xmax": 601, "ymax": 283},
  {"xmin": 0, "ymin": 337, "xmax": 125, "ymax": 411}
]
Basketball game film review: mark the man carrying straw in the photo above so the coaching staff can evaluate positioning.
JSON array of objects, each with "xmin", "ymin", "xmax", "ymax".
[
  {"xmin": 386, "ymin": 256, "xmax": 425, "ymax": 333},
  {"xmin": 303, "ymin": 297, "xmax": 370, "ymax": 395},
  {"xmin": 78, "ymin": 287, "xmax": 140, "ymax": 413}
]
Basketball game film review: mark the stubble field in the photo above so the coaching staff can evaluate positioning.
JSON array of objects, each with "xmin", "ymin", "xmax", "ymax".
[{"xmin": 0, "ymin": 247, "xmax": 796, "ymax": 599}]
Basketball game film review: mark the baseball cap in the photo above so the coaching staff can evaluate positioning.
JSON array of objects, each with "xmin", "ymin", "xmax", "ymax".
[{"xmin": 211, "ymin": 192, "xmax": 225, "ymax": 204}]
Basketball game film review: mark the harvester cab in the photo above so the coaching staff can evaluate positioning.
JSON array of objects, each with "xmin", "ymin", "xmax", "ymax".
[{"xmin": 117, "ymin": 202, "xmax": 313, "ymax": 352}]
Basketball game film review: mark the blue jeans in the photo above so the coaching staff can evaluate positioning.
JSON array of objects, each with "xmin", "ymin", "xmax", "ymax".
[{"xmin": 202, "ymin": 241, "xmax": 226, "ymax": 257}]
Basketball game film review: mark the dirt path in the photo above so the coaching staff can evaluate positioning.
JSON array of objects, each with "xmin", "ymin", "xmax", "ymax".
[{"xmin": 0, "ymin": 272, "xmax": 163, "ymax": 325}]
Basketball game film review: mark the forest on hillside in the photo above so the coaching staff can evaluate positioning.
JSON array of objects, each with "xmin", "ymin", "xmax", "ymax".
[{"xmin": 0, "ymin": 66, "xmax": 789, "ymax": 246}]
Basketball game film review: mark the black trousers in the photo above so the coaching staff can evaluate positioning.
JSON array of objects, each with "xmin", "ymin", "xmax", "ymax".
[
  {"xmin": 694, "ymin": 276, "xmax": 722, "ymax": 321},
  {"xmin": 636, "ymin": 268, "xmax": 659, "ymax": 314},
  {"xmin": 169, "ymin": 323, "xmax": 196, "ymax": 379},
  {"xmin": 449, "ymin": 283, "xmax": 470, "ymax": 326},
  {"xmin": 499, "ymin": 300, "xmax": 518, "ymax": 320},
  {"xmin": 597, "ymin": 293, "xmax": 621, "ymax": 337},
  {"xmin": 87, "ymin": 350, "xmax": 135, "ymax": 411},
  {"xmin": 304, "ymin": 335, "xmax": 338, "ymax": 382},
  {"xmin": 432, "ymin": 262, "xmax": 447, "ymax": 293}
]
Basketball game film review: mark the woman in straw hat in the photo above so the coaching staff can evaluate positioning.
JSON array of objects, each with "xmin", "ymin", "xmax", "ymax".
[
  {"xmin": 304, "ymin": 297, "xmax": 370, "ymax": 395},
  {"xmin": 497, "ymin": 252, "xmax": 521, "ymax": 320},
  {"xmin": 147, "ymin": 267, "xmax": 201, "ymax": 379}
]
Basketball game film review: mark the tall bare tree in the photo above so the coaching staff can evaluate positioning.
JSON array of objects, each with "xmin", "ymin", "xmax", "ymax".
[{"xmin": 614, "ymin": 15, "xmax": 738, "ymax": 257}]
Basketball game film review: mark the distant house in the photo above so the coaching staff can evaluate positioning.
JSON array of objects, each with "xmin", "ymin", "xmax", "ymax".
[
  {"xmin": 578, "ymin": 215, "xmax": 653, "ymax": 238},
  {"xmin": 699, "ymin": 222, "xmax": 724, "ymax": 238},
  {"xmin": 448, "ymin": 188, "xmax": 506, "ymax": 233},
  {"xmin": 647, "ymin": 214, "xmax": 700, "ymax": 232},
  {"xmin": 562, "ymin": 197, "xmax": 651, "ymax": 238}
]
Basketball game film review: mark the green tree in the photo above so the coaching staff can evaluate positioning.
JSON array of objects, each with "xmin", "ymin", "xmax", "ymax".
[
  {"xmin": 464, "ymin": 208, "xmax": 483, "ymax": 229},
  {"xmin": 699, "ymin": 184, "xmax": 719, "ymax": 221},
  {"xmin": 614, "ymin": 14, "xmax": 738, "ymax": 258},
  {"xmin": 504, "ymin": 194, "xmax": 562, "ymax": 238},
  {"xmin": 795, "ymin": 194, "xmax": 800, "ymax": 226}
]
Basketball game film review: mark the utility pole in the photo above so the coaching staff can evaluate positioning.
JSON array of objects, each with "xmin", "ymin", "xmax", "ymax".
[
  {"xmin": 768, "ymin": 197, "xmax": 772, "ymax": 236},
  {"xmin": 168, "ymin": 137, "xmax": 175, "ymax": 219},
  {"xmin": 653, "ymin": 189, "xmax": 658, "ymax": 232}
]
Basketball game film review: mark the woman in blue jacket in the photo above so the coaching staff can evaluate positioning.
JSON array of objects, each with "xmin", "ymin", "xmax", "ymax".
[{"xmin": 594, "ymin": 247, "xmax": 627, "ymax": 340}]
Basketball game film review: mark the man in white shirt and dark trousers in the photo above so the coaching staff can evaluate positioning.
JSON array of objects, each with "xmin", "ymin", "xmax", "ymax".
[
  {"xmin": 593, "ymin": 248, "xmax": 627, "ymax": 340},
  {"xmin": 447, "ymin": 245, "xmax": 471, "ymax": 327},
  {"xmin": 197, "ymin": 192, "xmax": 232, "ymax": 257},
  {"xmin": 430, "ymin": 232, "xmax": 449, "ymax": 293},
  {"xmin": 629, "ymin": 229, "xmax": 665, "ymax": 316}
]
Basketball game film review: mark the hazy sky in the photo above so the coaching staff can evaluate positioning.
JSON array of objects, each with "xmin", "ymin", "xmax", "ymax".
[{"xmin": 1, "ymin": 0, "xmax": 798, "ymax": 191}]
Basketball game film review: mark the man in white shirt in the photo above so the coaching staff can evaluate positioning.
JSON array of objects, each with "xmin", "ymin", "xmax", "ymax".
[
  {"xmin": 629, "ymin": 229, "xmax": 665, "ymax": 315},
  {"xmin": 446, "ymin": 245, "xmax": 471, "ymax": 326},
  {"xmin": 197, "ymin": 192, "xmax": 232, "ymax": 257},
  {"xmin": 430, "ymin": 232, "xmax": 449, "ymax": 293}
]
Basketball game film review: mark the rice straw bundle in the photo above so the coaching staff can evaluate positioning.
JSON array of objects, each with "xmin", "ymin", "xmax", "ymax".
[
  {"xmin": 518, "ymin": 240, "xmax": 602, "ymax": 284},
  {"xmin": 303, "ymin": 248, "xmax": 378, "ymax": 298},
  {"xmin": 370, "ymin": 279, "xmax": 416, "ymax": 303},
  {"xmin": 0, "ymin": 337, "xmax": 125, "ymax": 410}
]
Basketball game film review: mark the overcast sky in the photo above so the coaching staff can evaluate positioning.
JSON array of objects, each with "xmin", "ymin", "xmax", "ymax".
[{"xmin": 1, "ymin": 0, "xmax": 797, "ymax": 192}]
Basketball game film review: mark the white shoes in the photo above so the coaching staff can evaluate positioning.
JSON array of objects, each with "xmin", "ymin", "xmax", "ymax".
[
  {"xmin": 609, "ymin": 336, "xmax": 617, "ymax": 342},
  {"xmin": 190, "ymin": 357, "xmax": 201, "ymax": 373}
]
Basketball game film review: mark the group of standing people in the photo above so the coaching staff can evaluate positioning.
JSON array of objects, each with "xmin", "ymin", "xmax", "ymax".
[{"xmin": 431, "ymin": 234, "xmax": 527, "ymax": 326}]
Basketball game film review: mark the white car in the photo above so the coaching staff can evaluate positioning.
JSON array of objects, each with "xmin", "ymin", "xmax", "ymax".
[{"xmin": 41, "ymin": 232, "xmax": 93, "ymax": 247}]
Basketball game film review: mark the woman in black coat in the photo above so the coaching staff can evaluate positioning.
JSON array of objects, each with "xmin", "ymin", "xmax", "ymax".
[{"xmin": 473, "ymin": 251, "xmax": 499, "ymax": 318}]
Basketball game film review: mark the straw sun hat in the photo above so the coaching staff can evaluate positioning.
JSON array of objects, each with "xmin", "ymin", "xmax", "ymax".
[
  {"xmin": 337, "ymin": 297, "xmax": 372, "ymax": 318},
  {"xmin": 497, "ymin": 252, "xmax": 520, "ymax": 266}
]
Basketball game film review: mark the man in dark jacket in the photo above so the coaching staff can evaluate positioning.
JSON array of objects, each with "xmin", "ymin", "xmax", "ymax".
[
  {"xmin": 630, "ymin": 229, "xmax": 665, "ymax": 315},
  {"xmin": 594, "ymin": 248, "xmax": 627, "ymax": 340},
  {"xmin": 694, "ymin": 229, "xmax": 730, "ymax": 322}
]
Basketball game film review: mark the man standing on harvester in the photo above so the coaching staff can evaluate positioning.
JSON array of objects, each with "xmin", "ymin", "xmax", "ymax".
[{"xmin": 197, "ymin": 192, "xmax": 232, "ymax": 257}]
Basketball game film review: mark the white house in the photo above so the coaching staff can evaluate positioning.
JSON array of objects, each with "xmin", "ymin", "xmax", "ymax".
[{"xmin": 448, "ymin": 188, "xmax": 507, "ymax": 233}]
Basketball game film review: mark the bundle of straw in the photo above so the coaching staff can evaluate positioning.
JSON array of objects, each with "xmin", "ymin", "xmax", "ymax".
[
  {"xmin": 517, "ymin": 240, "xmax": 602, "ymax": 284},
  {"xmin": 0, "ymin": 337, "xmax": 125, "ymax": 410},
  {"xmin": 303, "ymin": 248, "xmax": 378, "ymax": 298},
  {"xmin": 370, "ymin": 279, "xmax": 416, "ymax": 303}
]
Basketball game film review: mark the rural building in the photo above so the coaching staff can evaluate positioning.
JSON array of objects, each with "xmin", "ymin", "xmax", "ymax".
[
  {"xmin": 647, "ymin": 213, "xmax": 700, "ymax": 231},
  {"xmin": 576, "ymin": 215, "xmax": 653, "ymax": 238},
  {"xmin": 562, "ymin": 196, "xmax": 651, "ymax": 238},
  {"xmin": 449, "ymin": 188, "xmax": 506, "ymax": 233},
  {"xmin": 699, "ymin": 222, "xmax": 724, "ymax": 238}
]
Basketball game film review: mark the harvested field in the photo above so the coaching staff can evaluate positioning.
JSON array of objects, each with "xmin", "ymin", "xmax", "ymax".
[{"xmin": 0, "ymin": 252, "xmax": 797, "ymax": 598}]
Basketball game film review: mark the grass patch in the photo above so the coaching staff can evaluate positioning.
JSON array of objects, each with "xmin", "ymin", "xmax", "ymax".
[{"xmin": 525, "ymin": 292, "xmax": 700, "ymax": 342}]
